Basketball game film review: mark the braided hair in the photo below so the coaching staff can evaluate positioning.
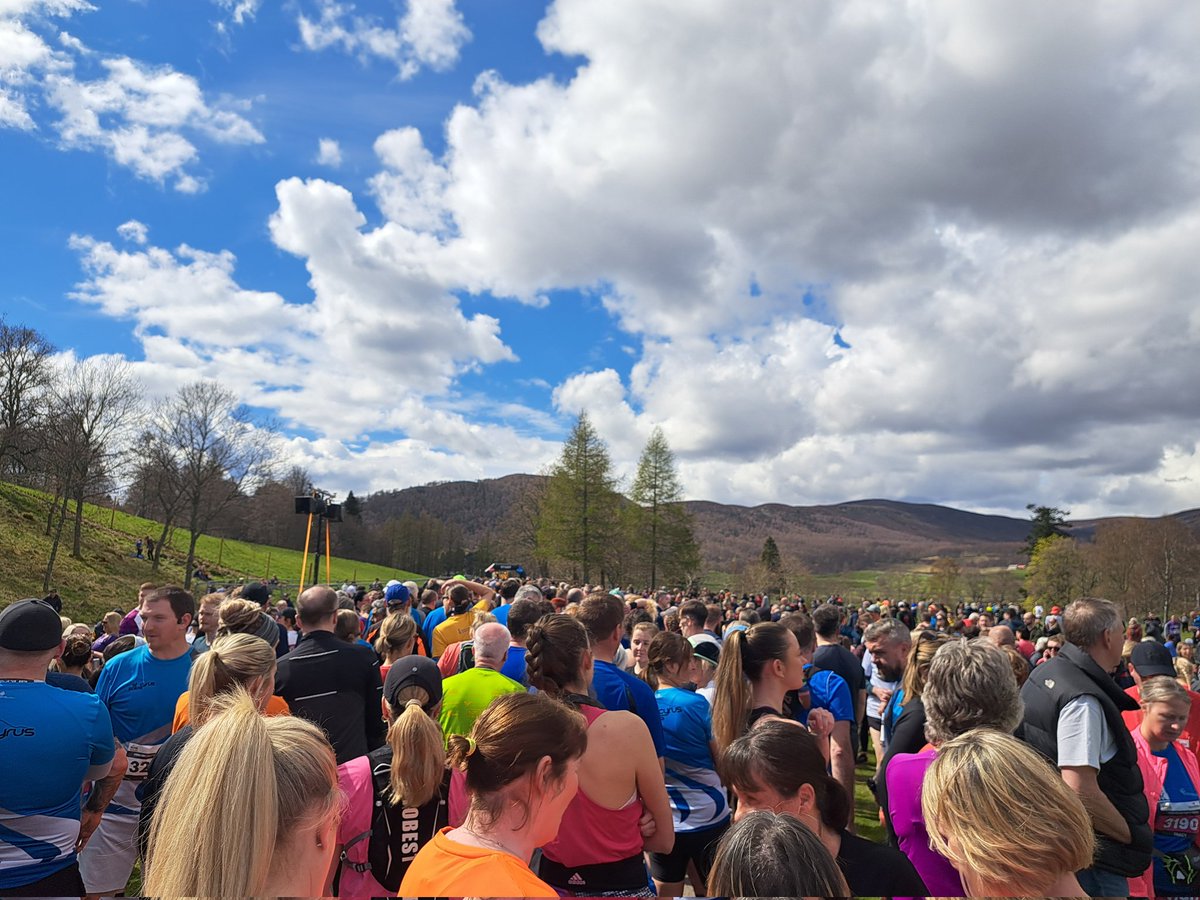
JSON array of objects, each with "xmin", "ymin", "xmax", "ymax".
[{"xmin": 525, "ymin": 613, "xmax": 596, "ymax": 708}]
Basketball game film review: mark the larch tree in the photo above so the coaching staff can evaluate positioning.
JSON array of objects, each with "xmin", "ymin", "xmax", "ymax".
[
  {"xmin": 629, "ymin": 426, "xmax": 699, "ymax": 589},
  {"xmin": 537, "ymin": 412, "xmax": 621, "ymax": 584}
]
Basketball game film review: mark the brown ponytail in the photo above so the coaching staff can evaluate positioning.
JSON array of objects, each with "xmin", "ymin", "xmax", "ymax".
[
  {"xmin": 525, "ymin": 614, "xmax": 588, "ymax": 699},
  {"xmin": 711, "ymin": 622, "xmax": 793, "ymax": 749},
  {"xmin": 641, "ymin": 631, "xmax": 693, "ymax": 691}
]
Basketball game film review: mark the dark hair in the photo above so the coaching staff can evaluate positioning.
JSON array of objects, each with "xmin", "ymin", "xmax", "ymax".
[
  {"xmin": 576, "ymin": 594, "xmax": 625, "ymax": 644},
  {"xmin": 448, "ymin": 583, "xmax": 471, "ymax": 612},
  {"xmin": 500, "ymin": 579, "xmax": 521, "ymax": 601},
  {"xmin": 721, "ymin": 719, "xmax": 849, "ymax": 830},
  {"xmin": 146, "ymin": 586, "xmax": 195, "ymax": 624},
  {"xmin": 640, "ymin": 631, "xmax": 694, "ymax": 690},
  {"xmin": 60, "ymin": 634, "xmax": 94, "ymax": 670},
  {"xmin": 778, "ymin": 611, "xmax": 815, "ymax": 652},
  {"xmin": 446, "ymin": 692, "xmax": 587, "ymax": 828},
  {"xmin": 680, "ymin": 600, "xmax": 707, "ymax": 630},
  {"xmin": 624, "ymin": 608, "xmax": 653, "ymax": 638},
  {"xmin": 707, "ymin": 810, "xmax": 848, "ymax": 897},
  {"xmin": 811, "ymin": 603, "xmax": 842, "ymax": 639},
  {"xmin": 711, "ymin": 622, "xmax": 794, "ymax": 749},
  {"xmin": 507, "ymin": 597, "xmax": 555, "ymax": 642},
  {"xmin": 525, "ymin": 615, "xmax": 589, "ymax": 698}
]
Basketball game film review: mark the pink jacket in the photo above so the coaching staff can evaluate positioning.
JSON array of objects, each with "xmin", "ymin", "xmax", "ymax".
[{"xmin": 1128, "ymin": 725, "xmax": 1200, "ymax": 898}]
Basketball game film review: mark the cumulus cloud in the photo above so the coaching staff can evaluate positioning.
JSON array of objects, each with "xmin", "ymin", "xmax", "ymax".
[
  {"xmin": 213, "ymin": 0, "xmax": 259, "ymax": 27},
  {"xmin": 297, "ymin": 0, "xmax": 469, "ymax": 79},
  {"xmin": 315, "ymin": 136, "xmax": 342, "ymax": 167},
  {"xmin": 2, "ymin": 1, "xmax": 262, "ymax": 189}
]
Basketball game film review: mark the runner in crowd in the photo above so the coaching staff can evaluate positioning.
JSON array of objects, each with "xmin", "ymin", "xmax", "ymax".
[
  {"xmin": 374, "ymin": 610, "xmax": 418, "ymax": 682},
  {"xmin": 639, "ymin": 631, "xmax": 728, "ymax": 895},
  {"xmin": 91, "ymin": 611, "xmax": 123, "ymax": 655},
  {"xmin": 79, "ymin": 585, "xmax": 195, "ymax": 898},
  {"xmin": 723, "ymin": 718, "xmax": 926, "ymax": 896},
  {"xmin": 705, "ymin": 809, "xmax": 850, "ymax": 897},
  {"xmin": 143, "ymin": 689, "xmax": 339, "ymax": 897},
  {"xmin": 190, "ymin": 592, "xmax": 223, "ymax": 654},
  {"xmin": 1129, "ymin": 675, "xmax": 1200, "ymax": 898},
  {"xmin": 499, "ymin": 594, "xmax": 554, "ymax": 686},
  {"xmin": 629, "ymin": 620, "xmax": 658, "ymax": 679},
  {"xmin": 429, "ymin": 580, "xmax": 497, "ymax": 657},
  {"xmin": 922, "ymin": 728, "xmax": 1094, "ymax": 898},
  {"xmin": 528, "ymin": 614, "xmax": 672, "ymax": 896},
  {"xmin": 333, "ymin": 656, "xmax": 449, "ymax": 900},
  {"xmin": 138, "ymin": 633, "xmax": 280, "ymax": 861},
  {"xmin": 400, "ymin": 692, "xmax": 587, "ymax": 898},
  {"xmin": 885, "ymin": 637, "xmax": 1022, "ymax": 895},
  {"xmin": 0, "ymin": 599, "xmax": 124, "ymax": 897},
  {"xmin": 437, "ymin": 610, "xmax": 498, "ymax": 677},
  {"xmin": 438, "ymin": 622, "xmax": 523, "ymax": 745}
]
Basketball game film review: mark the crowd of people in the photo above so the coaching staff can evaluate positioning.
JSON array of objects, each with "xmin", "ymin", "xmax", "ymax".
[{"xmin": 4, "ymin": 577, "xmax": 1200, "ymax": 897}]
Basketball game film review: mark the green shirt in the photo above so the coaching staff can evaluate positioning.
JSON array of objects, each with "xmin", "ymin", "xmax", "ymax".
[{"xmin": 439, "ymin": 667, "xmax": 525, "ymax": 747}]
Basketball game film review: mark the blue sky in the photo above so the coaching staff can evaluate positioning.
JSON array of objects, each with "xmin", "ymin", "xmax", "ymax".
[{"xmin": 4, "ymin": 0, "xmax": 1200, "ymax": 518}]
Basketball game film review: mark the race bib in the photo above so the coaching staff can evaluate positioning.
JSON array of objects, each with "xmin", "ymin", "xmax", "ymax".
[{"xmin": 125, "ymin": 741, "xmax": 160, "ymax": 781}]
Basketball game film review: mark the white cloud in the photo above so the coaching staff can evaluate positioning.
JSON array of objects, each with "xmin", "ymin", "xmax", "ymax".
[
  {"xmin": 213, "ymin": 0, "xmax": 259, "ymax": 27},
  {"xmin": 297, "ymin": 0, "xmax": 469, "ymax": 79},
  {"xmin": 315, "ymin": 136, "xmax": 342, "ymax": 167},
  {"xmin": 2, "ymin": 2, "xmax": 263, "ymax": 188},
  {"xmin": 116, "ymin": 219, "xmax": 148, "ymax": 244}
]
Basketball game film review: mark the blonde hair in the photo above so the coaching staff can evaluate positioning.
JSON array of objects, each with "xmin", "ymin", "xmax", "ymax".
[
  {"xmin": 470, "ymin": 610, "xmax": 497, "ymax": 634},
  {"xmin": 900, "ymin": 630, "xmax": 952, "ymax": 707},
  {"xmin": 631, "ymin": 622, "xmax": 658, "ymax": 641},
  {"xmin": 217, "ymin": 598, "xmax": 265, "ymax": 635},
  {"xmin": 1176, "ymin": 657, "xmax": 1196, "ymax": 689},
  {"xmin": 144, "ymin": 689, "xmax": 339, "ymax": 897},
  {"xmin": 921, "ymin": 729, "xmax": 1094, "ymax": 891},
  {"xmin": 374, "ymin": 612, "xmax": 417, "ymax": 660},
  {"xmin": 386, "ymin": 687, "xmax": 445, "ymax": 807},
  {"xmin": 187, "ymin": 634, "xmax": 277, "ymax": 727},
  {"xmin": 1141, "ymin": 674, "xmax": 1191, "ymax": 709}
]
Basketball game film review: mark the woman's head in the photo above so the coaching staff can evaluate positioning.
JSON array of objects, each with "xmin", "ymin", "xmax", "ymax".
[
  {"xmin": 712, "ymin": 622, "xmax": 803, "ymax": 748},
  {"xmin": 900, "ymin": 629, "xmax": 952, "ymax": 705},
  {"xmin": 374, "ymin": 611, "xmax": 417, "ymax": 661},
  {"xmin": 217, "ymin": 599, "xmax": 279, "ymax": 648},
  {"xmin": 706, "ymin": 810, "xmax": 849, "ymax": 898},
  {"xmin": 640, "ymin": 631, "xmax": 695, "ymax": 690},
  {"xmin": 446, "ymin": 692, "xmax": 587, "ymax": 847},
  {"xmin": 525, "ymin": 614, "xmax": 591, "ymax": 697},
  {"xmin": 722, "ymin": 718, "xmax": 849, "ymax": 832},
  {"xmin": 1140, "ymin": 675, "xmax": 1192, "ymax": 747},
  {"xmin": 630, "ymin": 621, "xmax": 658, "ymax": 668},
  {"xmin": 57, "ymin": 634, "xmax": 94, "ymax": 674},
  {"xmin": 187, "ymin": 634, "xmax": 277, "ymax": 726},
  {"xmin": 334, "ymin": 608, "xmax": 363, "ymax": 643},
  {"xmin": 144, "ymin": 689, "xmax": 339, "ymax": 897},
  {"xmin": 921, "ymin": 728, "xmax": 1094, "ymax": 895},
  {"xmin": 923, "ymin": 638, "xmax": 1023, "ymax": 746}
]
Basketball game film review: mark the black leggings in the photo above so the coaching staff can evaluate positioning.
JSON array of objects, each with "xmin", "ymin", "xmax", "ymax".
[
  {"xmin": 649, "ymin": 819, "xmax": 729, "ymax": 885},
  {"xmin": 7, "ymin": 862, "xmax": 86, "ymax": 897}
]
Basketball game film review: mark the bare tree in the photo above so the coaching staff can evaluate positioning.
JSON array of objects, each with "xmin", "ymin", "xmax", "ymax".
[
  {"xmin": 147, "ymin": 381, "xmax": 276, "ymax": 589},
  {"xmin": 0, "ymin": 319, "xmax": 54, "ymax": 481},
  {"xmin": 42, "ymin": 358, "xmax": 141, "ymax": 589}
]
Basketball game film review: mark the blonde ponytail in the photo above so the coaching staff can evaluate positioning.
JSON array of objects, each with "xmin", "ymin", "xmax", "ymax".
[
  {"xmin": 712, "ymin": 629, "xmax": 752, "ymax": 750},
  {"xmin": 386, "ymin": 692, "xmax": 445, "ymax": 807},
  {"xmin": 187, "ymin": 634, "xmax": 276, "ymax": 727},
  {"xmin": 144, "ymin": 688, "xmax": 338, "ymax": 897}
]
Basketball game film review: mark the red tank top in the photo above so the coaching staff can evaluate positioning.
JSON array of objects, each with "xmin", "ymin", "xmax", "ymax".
[{"xmin": 541, "ymin": 705, "xmax": 645, "ymax": 867}]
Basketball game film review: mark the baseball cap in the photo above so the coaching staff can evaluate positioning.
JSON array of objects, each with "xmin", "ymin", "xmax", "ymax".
[
  {"xmin": 384, "ymin": 655, "xmax": 443, "ymax": 710},
  {"xmin": 1050, "ymin": 606, "xmax": 1062, "ymax": 615},
  {"xmin": 384, "ymin": 583, "xmax": 410, "ymax": 605},
  {"xmin": 1131, "ymin": 641, "xmax": 1175, "ymax": 679},
  {"xmin": 242, "ymin": 582, "xmax": 270, "ymax": 605},
  {"xmin": 689, "ymin": 635, "xmax": 720, "ymax": 667},
  {"xmin": 0, "ymin": 599, "xmax": 63, "ymax": 651}
]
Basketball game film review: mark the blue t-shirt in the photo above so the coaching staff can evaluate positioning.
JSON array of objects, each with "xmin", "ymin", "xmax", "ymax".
[
  {"xmin": 501, "ymin": 644, "xmax": 527, "ymax": 685},
  {"xmin": 591, "ymin": 659, "xmax": 665, "ymax": 757},
  {"xmin": 492, "ymin": 604, "xmax": 511, "ymax": 627},
  {"xmin": 422, "ymin": 607, "xmax": 448, "ymax": 651},
  {"xmin": 798, "ymin": 665, "xmax": 854, "ymax": 725},
  {"xmin": 1152, "ymin": 744, "xmax": 1200, "ymax": 896},
  {"xmin": 96, "ymin": 644, "xmax": 194, "ymax": 815},
  {"xmin": 655, "ymin": 686, "xmax": 728, "ymax": 832},
  {"xmin": 0, "ymin": 682, "xmax": 114, "ymax": 889}
]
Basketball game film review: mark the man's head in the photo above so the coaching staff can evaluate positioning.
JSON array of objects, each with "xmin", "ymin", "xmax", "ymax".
[
  {"xmin": 499, "ymin": 578, "xmax": 521, "ymax": 602},
  {"xmin": 140, "ymin": 585, "xmax": 194, "ymax": 653},
  {"xmin": 864, "ymin": 617, "xmax": 913, "ymax": 682},
  {"xmin": 811, "ymin": 604, "xmax": 842, "ymax": 640},
  {"xmin": 473, "ymin": 623, "xmax": 511, "ymax": 669},
  {"xmin": 242, "ymin": 582, "xmax": 270, "ymax": 608},
  {"xmin": 507, "ymin": 596, "xmax": 555, "ymax": 645},
  {"xmin": 705, "ymin": 603, "xmax": 723, "ymax": 630},
  {"xmin": 987, "ymin": 625, "xmax": 1015, "ymax": 650},
  {"xmin": 1130, "ymin": 640, "xmax": 1176, "ymax": 685},
  {"xmin": 384, "ymin": 582, "xmax": 411, "ymax": 613},
  {"xmin": 297, "ymin": 586, "xmax": 338, "ymax": 631},
  {"xmin": 1063, "ymin": 597, "xmax": 1124, "ymax": 672},
  {"xmin": 197, "ymin": 593, "xmax": 224, "ymax": 638},
  {"xmin": 778, "ymin": 612, "xmax": 817, "ymax": 663},
  {"xmin": 138, "ymin": 582, "xmax": 158, "ymax": 607},
  {"xmin": 679, "ymin": 600, "xmax": 707, "ymax": 638},
  {"xmin": 0, "ymin": 598, "xmax": 64, "ymax": 674},
  {"xmin": 577, "ymin": 593, "xmax": 625, "ymax": 654}
]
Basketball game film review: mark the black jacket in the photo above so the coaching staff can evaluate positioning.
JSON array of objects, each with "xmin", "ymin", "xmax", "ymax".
[
  {"xmin": 1018, "ymin": 642, "xmax": 1151, "ymax": 877},
  {"xmin": 275, "ymin": 630, "xmax": 386, "ymax": 764}
]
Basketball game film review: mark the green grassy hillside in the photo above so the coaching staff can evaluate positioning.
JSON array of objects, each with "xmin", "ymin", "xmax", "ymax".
[{"xmin": 0, "ymin": 482, "xmax": 425, "ymax": 624}]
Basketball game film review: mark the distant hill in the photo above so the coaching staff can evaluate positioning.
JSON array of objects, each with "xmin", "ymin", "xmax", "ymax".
[{"xmin": 365, "ymin": 476, "xmax": 1038, "ymax": 572}]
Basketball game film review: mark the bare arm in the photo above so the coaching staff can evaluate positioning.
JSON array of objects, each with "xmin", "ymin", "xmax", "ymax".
[
  {"xmin": 1062, "ymin": 765, "xmax": 1131, "ymax": 844},
  {"xmin": 78, "ymin": 742, "xmax": 126, "ymax": 853},
  {"xmin": 829, "ymin": 720, "xmax": 856, "ymax": 815},
  {"xmin": 631, "ymin": 719, "xmax": 675, "ymax": 855}
]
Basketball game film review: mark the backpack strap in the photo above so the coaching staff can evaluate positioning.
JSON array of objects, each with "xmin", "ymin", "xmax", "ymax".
[{"xmin": 336, "ymin": 755, "xmax": 376, "ymax": 874}]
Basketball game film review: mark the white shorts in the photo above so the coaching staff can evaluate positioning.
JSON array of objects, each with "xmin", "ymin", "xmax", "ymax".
[{"xmin": 78, "ymin": 813, "xmax": 139, "ymax": 895}]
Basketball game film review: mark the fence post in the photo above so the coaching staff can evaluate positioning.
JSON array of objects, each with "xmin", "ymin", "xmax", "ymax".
[
  {"xmin": 266, "ymin": 551, "xmax": 271, "ymax": 579},
  {"xmin": 217, "ymin": 537, "xmax": 224, "ymax": 567}
]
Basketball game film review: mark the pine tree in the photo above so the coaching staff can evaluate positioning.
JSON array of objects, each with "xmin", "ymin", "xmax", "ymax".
[
  {"xmin": 1024, "ymin": 504, "xmax": 1071, "ymax": 556},
  {"xmin": 342, "ymin": 490, "xmax": 362, "ymax": 520},
  {"xmin": 761, "ymin": 536, "xmax": 782, "ymax": 573},
  {"xmin": 537, "ymin": 412, "xmax": 621, "ymax": 583},
  {"xmin": 629, "ymin": 427, "xmax": 700, "ymax": 589}
]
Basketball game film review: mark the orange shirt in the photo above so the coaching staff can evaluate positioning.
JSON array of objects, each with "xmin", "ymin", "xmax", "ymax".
[
  {"xmin": 173, "ymin": 691, "xmax": 290, "ymax": 732},
  {"xmin": 399, "ymin": 828, "xmax": 557, "ymax": 898}
]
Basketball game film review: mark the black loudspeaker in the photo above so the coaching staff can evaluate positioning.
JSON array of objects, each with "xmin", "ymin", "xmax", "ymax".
[
  {"xmin": 295, "ymin": 496, "xmax": 327, "ymax": 515},
  {"xmin": 326, "ymin": 503, "xmax": 343, "ymax": 523}
]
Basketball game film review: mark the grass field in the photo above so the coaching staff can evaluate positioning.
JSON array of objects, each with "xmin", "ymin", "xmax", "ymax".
[{"xmin": 0, "ymin": 481, "xmax": 425, "ymax": 623}]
